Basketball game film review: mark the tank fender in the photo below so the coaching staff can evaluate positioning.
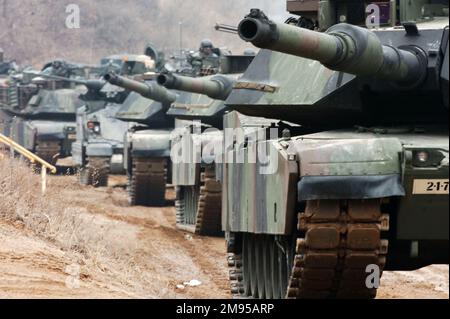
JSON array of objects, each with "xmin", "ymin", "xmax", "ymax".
[
  {"xmin": 28, "ymin": 121, "xmax": 70, "ymax": 140},
  {"xmin": 294, "ymin": 137, "xmax": 406, "ymax": 201},
  {"xmin": 131, "ymin": 129, "xmax": 171, "ymax": 158},
  {"xmin": 86, "ymin": 142, "xmax": 113, "ymax": 157},
  {"xmin": 171, "ymin": 130, "xmax": 200, "ymax": 187}
]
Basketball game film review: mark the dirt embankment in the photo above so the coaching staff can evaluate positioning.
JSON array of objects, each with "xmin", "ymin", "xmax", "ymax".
[
  {"xmin": 0, "ymin": 158, "xmax": 448, "ymax": 299},
  {"xmin": 0, "ymin": 159, "xmax": 230, "ymax": 298}
]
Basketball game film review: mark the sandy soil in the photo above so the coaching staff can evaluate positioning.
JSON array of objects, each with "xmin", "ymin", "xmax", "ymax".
[
  {"xmin": 379, "ymin": 266, "xmax": 448, "ymax": 299},
  {"xmin": 0, "ymin": 164, "xmax": 230, "ymax": 299},
  {"xmin": 0, "ymin": 161, "xmax": 448, "ymax": 299}
]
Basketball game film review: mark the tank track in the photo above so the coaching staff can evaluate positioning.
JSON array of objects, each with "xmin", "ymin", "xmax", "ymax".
[
  {"xmin": 79, "ymin": 157, "xmax": 110, "ymax": 187},
  {"xmin": 129, "ymin": 157, "xmax": 167, "ymax": 206},
  {"xmin": 227, "ymin": 253, "xmax": 244, "ymax": 298},
  {"xmin": 175, "ymin": 166, "xmax": 222, "ymax": 236},
  {"xmin": 227, "ymin": 199, "xmax": 389, "ymax": 299},
  {"xmin": 35, "ymin": 140, "xmax": 61, "ymax": 165},
  {"xmin": 288, "ymin": 199, "xmax": 389, "ymax": 299}
]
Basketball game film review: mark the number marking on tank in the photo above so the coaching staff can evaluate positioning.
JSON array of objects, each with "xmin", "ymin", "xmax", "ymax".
[{"xmin": 413, "ymin": 179, "xmax": 449, "ymax": 195}]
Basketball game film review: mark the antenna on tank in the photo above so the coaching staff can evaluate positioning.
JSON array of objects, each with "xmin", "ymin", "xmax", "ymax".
[
  {"xmin": 214, "ymin": 23, "xmax": 238, "ymax": 34},
  {"xmin": 179, "ymin": 21, "xmax": 184, "ymax": 59}
]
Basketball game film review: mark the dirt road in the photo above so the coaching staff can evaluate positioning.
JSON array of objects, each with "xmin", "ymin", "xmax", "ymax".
[{"xmin": 0, "ymin": 160, "xmax": 448, "ymax": 299}]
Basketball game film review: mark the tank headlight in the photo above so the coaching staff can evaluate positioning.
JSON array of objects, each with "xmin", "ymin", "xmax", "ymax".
[
  {"xmin": 412, "ymin": 149, "xmax": 445, "ymax": 167},
  {"xmin": 87, "ymin": 121, "xmax": 95, "ymax": 130},
  {"xmin": 87, "ymin": 121, "xmax": 101, "ymax": 134},
  {"xmin": 416, "ymin": 151, "xmax": 429, "ymax": 163}
]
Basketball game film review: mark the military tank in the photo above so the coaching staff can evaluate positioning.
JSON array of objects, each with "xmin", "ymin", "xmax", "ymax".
[
  {"xmin": 72, "ymin": 54, "xmax": 156, "ymax": 187},
  {"xmin": 157, "ymin": 67, "xmax": 255, "ymax": 236},
  {"xmin": 0, "ymin": 62, "xmax": 93, "ymax": 164},
  {"xmin": 222, "ymin": 0, "xmax": 449, "ymax": 299},
  {"xmin": 104, "ymin": 46, "xmax": 253, "ymax": 208},
  {"xmin": 104, "ymin": 72, "xmax": 177, "ymax": 205},
  {"xmin": 157, "ymin": 73, "xmax": 236, "ymax": 236},
  {"xmin": 71, "ymin": 77, "xmax": 128, "ymax": 186}
]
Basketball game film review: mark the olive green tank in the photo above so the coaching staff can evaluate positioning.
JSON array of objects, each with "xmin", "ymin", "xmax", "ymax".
[
  {"xmin": 0, "ymin": 62, "xmax": 93, "ymax": 164},
  {"xmin": 158, "ymin": 73, "xmax": 240, "ymax": 236},
  {"xmin": 104, "ymin": 72, "xmax": 176, "ymax": 206},
  {"xmin": 222, "ymin": 0, "xmax": 449, "ymax": 299}
]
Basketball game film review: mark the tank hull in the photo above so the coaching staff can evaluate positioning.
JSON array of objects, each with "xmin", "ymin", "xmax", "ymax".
[
  {"xmin": 223, "ymin": 111, "xmax": 449, "ymax": 298},
  {"xmin": 124, "ymin": 128, "xmax": 172, "ymax": 206},
  {"xmin": 171, "ymin": 120, "xmax": 224, "ymax": 236}
]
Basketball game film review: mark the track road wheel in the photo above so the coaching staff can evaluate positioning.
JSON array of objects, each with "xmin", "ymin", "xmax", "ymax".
[
  {"xmin": 255, "ymin": 236, "xmax": 266, "ymax": 299},
  {"xmin": 263, "ymin": 237, "xmax": 274, "ymax": 299},
  {"xmin": 242, "ymin": 234, "xmax": 252, "ymax": 297}
]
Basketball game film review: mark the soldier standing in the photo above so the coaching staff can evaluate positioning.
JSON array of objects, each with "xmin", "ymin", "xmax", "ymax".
[{"xmin": 188, "ymin": 39, "xmax": 220, "ymax": 76}]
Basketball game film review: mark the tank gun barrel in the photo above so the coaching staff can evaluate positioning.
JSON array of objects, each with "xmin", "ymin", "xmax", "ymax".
[
  {"xmin": 104, "ymin": 72, "xmax": 177, "ymax": 104},
  {"xmin": 157, "ymin": 73, "xmax": 235, "ymax": 101},
  {"xmin": 238, "ymin": 9, "xmax": 427, "ymax": 86},
  {"xmin": 29, "ymin": 72, "xmax": 105, "ymax": 91}
]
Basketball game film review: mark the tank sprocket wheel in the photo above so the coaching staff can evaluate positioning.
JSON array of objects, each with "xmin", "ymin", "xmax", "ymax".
[
  {"xmin": 176, "ymin": 166, "xmax": 222, "ymax": 236},
  {"xmin": 129, "ymin": 157, "xmax": 167, "ymax": 206},
  {"xmin": 227, "ymin": 199, "xmax": 390, "ymax": 299}
]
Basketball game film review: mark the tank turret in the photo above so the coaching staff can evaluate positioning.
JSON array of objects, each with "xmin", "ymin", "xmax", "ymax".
[
  {"xmin": 104, "ymin": 72, "xmax": 176, "ymax": 104},
  {"xmin": 157, "ymin": 73, "xmax": 235, "ymax": 101},
  {"xmin": 238, "ymin": 9, "xmax": 427, "ymax": 86},
  {"xmin": 225, "ymin": 8, "xmax": 449, "ymax": 125}
]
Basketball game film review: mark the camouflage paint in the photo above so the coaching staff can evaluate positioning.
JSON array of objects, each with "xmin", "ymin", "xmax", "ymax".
[
  {"xmin": 222, "ymin": 111, "xmax": 298, "ymax": 235},
  {"xmin": 168, "ymin": 91, "xmax": 225, "ymax": 123},
  {"xmin": 171, "ymin": 128, "xmax": 223, "ymax": 186},
  {"xmin": 130, "ymin": 129, "xmax": 172, "ymax": 158}
]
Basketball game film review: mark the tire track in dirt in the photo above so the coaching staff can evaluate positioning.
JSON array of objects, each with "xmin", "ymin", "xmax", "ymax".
[
  {"xmin": 55, "ymin": 177, "xmax": 230, "ymax": 298},
  {"xmin": 0, "ymin": 165, "xmax": 448, "ymax": 299}
]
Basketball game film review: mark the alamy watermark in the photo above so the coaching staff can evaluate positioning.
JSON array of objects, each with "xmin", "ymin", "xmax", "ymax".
[
  {"xmin": 366, "ymin": 264, "xmax": 381, "ymax": 289},
  {"xmin": 170, "ymin": 121, "xmax": 280, "ymax": 175},
  {"xmin": 65, "ymin": 4, "xmax": 80, "ymax": 29},
  {"xmin": 366, "ymin": 4, "xmax": 381, "ymax": 29}
]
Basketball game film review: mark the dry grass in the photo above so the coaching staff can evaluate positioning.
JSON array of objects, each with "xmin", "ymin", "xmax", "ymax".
[
  {"xmin": 1, "ymin": 158, "xmax": 95, "ymax": 252},
  {"xmin": 0, "ymin": 156, "xmax": 174, "ymax": 298}
]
